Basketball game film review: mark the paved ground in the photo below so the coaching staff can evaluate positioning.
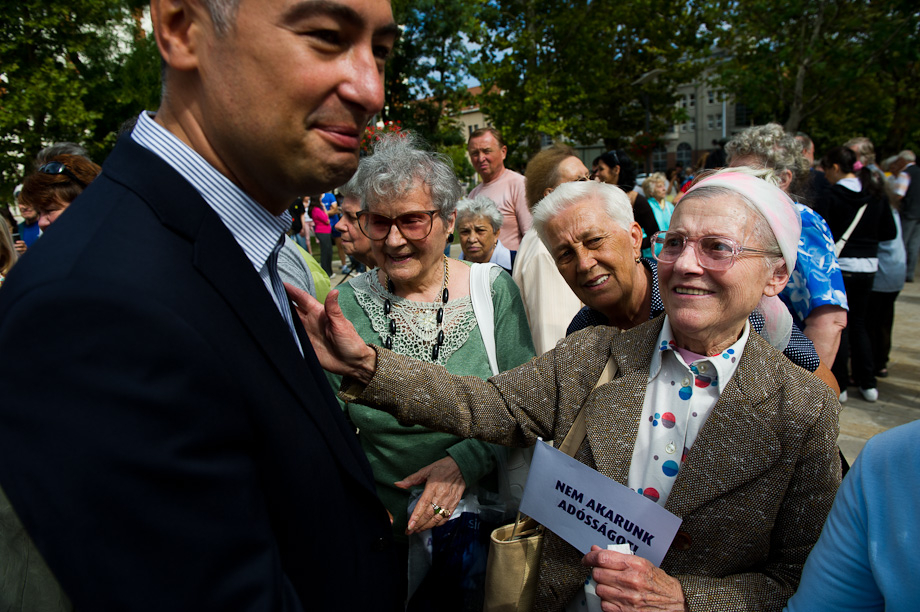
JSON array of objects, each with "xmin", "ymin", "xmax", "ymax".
[
  {"xmin": 331, "ymin": 253, "xmax": 920, "ymax": 464},
  {"xmin": 838, "ymin": 279, "xmax": 920, "ymax": 463}
]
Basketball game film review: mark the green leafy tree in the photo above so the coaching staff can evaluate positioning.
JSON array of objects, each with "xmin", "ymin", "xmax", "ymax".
[
  {"xmin": 87, "ymin": 11, "xmax": 163, "ymax": 159},
  {"xmin": 473, "ymin": 0, "xmax": 717, "ymax": 165},
  {"xmin": 872, "ymin": 1, "xmax": 920, "ymax": 155},
  {"xmin": 0, "ymin": 1, "xmax": 160, "ymax": 204},
  {"xmin": 384, "ymin": 0, "xmax": 482, "ymax": 179},
  {"xmin": 715, "ymin": 0, "xmax": 919, "ymax": 152}
]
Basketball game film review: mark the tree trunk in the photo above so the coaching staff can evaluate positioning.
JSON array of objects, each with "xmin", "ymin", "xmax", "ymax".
[{"xmin": 785, "ymin": 2, "xmax": 825, "ymax": 134}]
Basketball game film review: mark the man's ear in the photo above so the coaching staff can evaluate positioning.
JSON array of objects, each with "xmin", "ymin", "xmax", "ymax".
[
  {"xmin": 500, "ymin": 146, "xmax": 508, "ymax": 162},
  {"xmin": 151, "ymin": 0, "xmax": 208, "ymax": 72}
]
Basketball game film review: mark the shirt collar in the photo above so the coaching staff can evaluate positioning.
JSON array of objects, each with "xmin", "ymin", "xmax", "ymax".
[
  {"xmin": 130, "ymin": 111, "xmax": 291, "ymax": 273},
  {"xmin": 493, "ymin": 240, "xmax": 513, "ymax": 269},
  {"xmin": 838, "ymin": 176, "xmax": 862, "ymax": 193},
  {"xmin": 649, "ymin": 315, "xmax": 750, "ymax": 383}
]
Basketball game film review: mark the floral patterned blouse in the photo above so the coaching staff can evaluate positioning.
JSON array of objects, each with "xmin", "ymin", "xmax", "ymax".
[{"xmin": 781, "ymin": 204, "xmax": 848, "ymax": 323}]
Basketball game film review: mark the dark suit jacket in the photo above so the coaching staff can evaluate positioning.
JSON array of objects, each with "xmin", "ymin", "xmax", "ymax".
[
  {"xmin": 349, "ymin": 316, "xmax": 841, "ymax": 612},
  {"xmin": 0, "ymin": 135, "xmax": 400, "ymax": 610}
]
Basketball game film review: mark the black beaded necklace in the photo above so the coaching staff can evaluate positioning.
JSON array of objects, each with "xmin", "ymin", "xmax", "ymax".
[{"xmin": 383, "ymin": 255, "xmax": 450, "ymax": 360}]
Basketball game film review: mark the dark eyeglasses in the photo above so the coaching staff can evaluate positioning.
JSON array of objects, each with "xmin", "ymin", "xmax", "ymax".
[
  {"xmin": 650, "ymin": 231, "xmax": 779, "ymax": 271},
  {"xmin": 39, "ymin": 162, "xmax": 87, "ymax": 188},
  {"xmin": 356, "ymin": 210, "xmax": 439, "ymax": 241}
]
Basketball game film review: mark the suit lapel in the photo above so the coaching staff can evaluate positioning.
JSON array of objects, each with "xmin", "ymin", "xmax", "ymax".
[
  {"xmin": 104, "ymin": 136, "xmax": 377, "ymax": 489},
  {"xmin": 664, "ymin": 335, "xmax": 782, "ymax": 518}
]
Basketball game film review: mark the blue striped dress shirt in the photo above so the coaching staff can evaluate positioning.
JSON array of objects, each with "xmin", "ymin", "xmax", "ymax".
[{"xmin": 131, "ymin": 111, "xmax": 303, "ymax": 353}]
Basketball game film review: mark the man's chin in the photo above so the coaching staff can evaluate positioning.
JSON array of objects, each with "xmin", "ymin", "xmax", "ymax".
[{"xmin": 305, "ymin": 155, "xmax": 359, "ymax": 194}]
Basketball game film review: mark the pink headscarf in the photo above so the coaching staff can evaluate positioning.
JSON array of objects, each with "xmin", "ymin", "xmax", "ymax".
[{"xmin": 683, "ymin": 168, "xmax": 802, "ymax": 350}]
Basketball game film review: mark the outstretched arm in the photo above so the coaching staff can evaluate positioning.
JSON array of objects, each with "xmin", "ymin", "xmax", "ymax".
[{"xmin": 285, "ymin": 284, "xmax": 377, "ymax": 383}]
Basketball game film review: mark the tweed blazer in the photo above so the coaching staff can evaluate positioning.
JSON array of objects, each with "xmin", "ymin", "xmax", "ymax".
[{"xmin": 349, "ymin": 315, "xmax": 841, "ymax": 612}]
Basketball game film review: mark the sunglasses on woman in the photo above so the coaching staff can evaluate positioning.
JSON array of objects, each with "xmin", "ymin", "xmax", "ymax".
[{"xmin": 39, "ymin": 162, "xmax": 88, "ymax": 188}]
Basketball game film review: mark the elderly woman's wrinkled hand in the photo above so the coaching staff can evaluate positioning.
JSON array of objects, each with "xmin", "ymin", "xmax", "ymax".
[
  {"xmin": 397, "ymin": 456, "xmax": 467, "ymax": 535},
  {"xmin": 583, "ymin": 545, "xmax": 688, "ymax": 612},
  {"xmin": 284, "ymin": 283, "xmax": 377, "ymax": 383}
]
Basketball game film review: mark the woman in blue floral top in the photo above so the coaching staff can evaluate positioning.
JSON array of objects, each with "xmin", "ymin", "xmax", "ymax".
[
  {"xmin": 724, "ymin": 124, "xmax": 849, "ymax": 368},
  {"xmin": 783, "ymin": 203, "xmax": 849, "ymax": 336}
]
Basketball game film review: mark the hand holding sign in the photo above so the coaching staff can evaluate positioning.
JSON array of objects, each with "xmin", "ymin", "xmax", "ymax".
[
  {"xmin": 519, "ymin": 441, "xmax": 681, "ymax": 566},
  {"xmin": 583, "ymin": 545, "xmax": 687, "ymax": 612}
]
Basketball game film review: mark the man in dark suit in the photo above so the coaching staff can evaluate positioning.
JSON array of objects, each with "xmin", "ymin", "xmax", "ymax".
[{"xmin": 0, "ymin": 0, "xmax": 401, "ymax": 610}]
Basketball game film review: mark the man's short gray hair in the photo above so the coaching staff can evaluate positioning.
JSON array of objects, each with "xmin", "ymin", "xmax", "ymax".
[
  {"xmin": 456, "ymin": 196, "xmax": 503, "ymax": 231},
  {"xmin": 794, "ymin": 132, "xmax": 814, "ymax": 152},
  {"xmin": 726, "ymin": 123, "xmax": 808, "ymax": 179},
  {"xmin": 532, "ymin": 181, "xmax": 634, "ymax": 249},
  {"xmin": 202, "ymin": 0, "xmax": 240, "ymax": 35},
  {"xmin": 357, "ymin": 132, "xmax": 462, "ymax": 222},
  {"xmin": 899, "ymin": 150, "xmax": 917, "ymax": 163}
]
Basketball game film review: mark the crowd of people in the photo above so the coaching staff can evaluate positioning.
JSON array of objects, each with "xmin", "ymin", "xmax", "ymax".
[{"xmin": 0, "ymin": 0, "xmax": 916, "ymax": 610}]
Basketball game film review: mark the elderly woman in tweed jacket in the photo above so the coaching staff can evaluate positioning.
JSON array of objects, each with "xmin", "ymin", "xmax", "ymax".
[{"xmin": 290, "ymin": 173, "xmax": 841, "ymax": 612}]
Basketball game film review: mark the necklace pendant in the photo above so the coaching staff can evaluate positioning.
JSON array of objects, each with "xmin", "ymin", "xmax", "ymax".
[{"xmin": 665, "ymin": 441, "xmax": 676, "ymax": 454}]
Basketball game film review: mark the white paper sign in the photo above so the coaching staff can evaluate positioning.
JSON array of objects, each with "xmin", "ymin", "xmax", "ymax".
[{"xmin": 519, "ymin": 440, "xmax": 682, "ymax": 566}]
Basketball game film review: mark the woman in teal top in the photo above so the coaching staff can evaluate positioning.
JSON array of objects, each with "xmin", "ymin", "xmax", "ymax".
[
  {"xmin": 327, "ymin": 134, "xmax": 535, "ymax": 589},
  {"xmin": 640, "ymin": 172, "xmax": 674, "ymax": 258}
]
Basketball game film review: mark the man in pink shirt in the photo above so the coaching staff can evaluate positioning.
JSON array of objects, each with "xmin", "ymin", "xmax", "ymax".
[{"xmin": 467, "ymin": 128, "xmax": 530, "ymax": 250}]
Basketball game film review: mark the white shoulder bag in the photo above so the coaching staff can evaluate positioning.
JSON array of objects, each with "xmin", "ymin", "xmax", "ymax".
[
  {"xmin": 835, "ymin": 204, "xmax": 868, "ymax": 257},
  {"xmin": 469, "ymin": 263, "xmax": 531, "ymax": 515}
]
